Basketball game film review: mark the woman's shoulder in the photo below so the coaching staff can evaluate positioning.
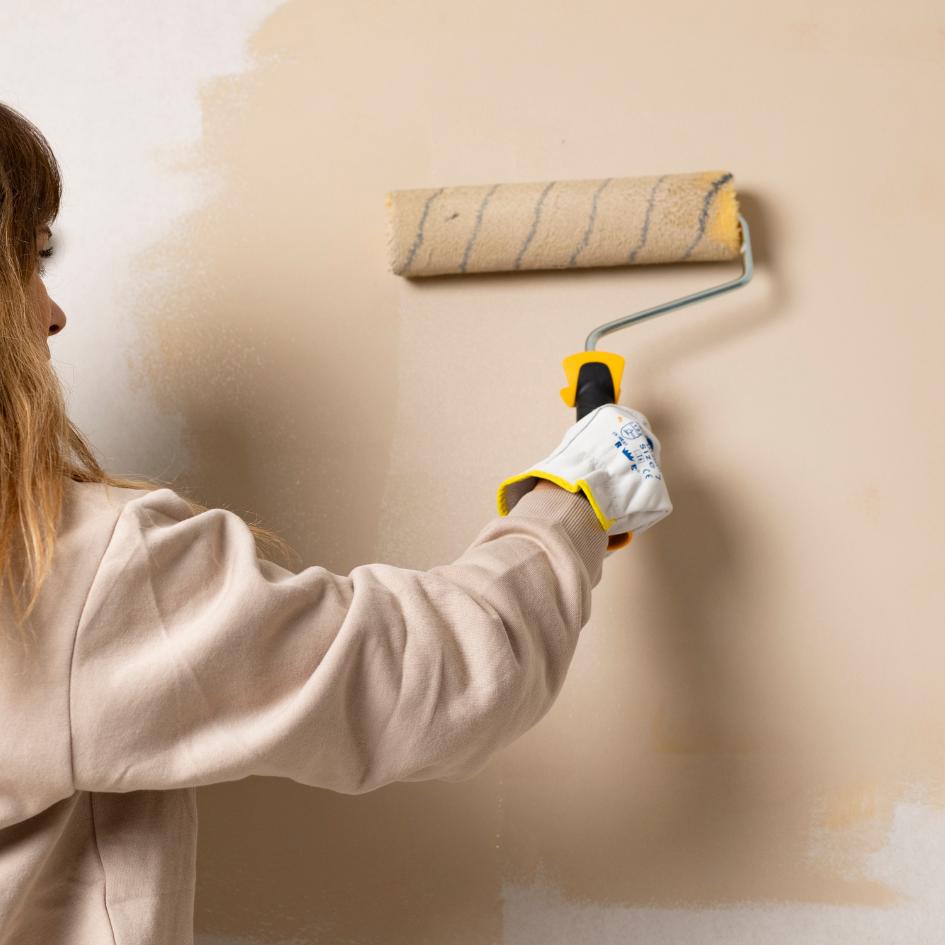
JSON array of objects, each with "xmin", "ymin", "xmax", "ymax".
[{"xmin": 64, "ymin": 478, "xmax": 197, "ymax": 527}]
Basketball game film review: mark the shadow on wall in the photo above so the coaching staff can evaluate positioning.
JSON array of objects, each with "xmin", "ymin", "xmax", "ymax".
[{"xmin": 495, "ymin": 190, "xmax": 894, "ymax": 909}]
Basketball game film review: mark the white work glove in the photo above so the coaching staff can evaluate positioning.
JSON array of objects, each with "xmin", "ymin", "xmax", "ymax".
[{"xmin": 497, "ymin": 404, "xmax": 672, "ymax": 552}]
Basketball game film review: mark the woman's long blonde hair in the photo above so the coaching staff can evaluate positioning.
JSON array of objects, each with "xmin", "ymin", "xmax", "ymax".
[{"xmin": 1, "ymin": 101, "xmax": 294, "ymax": 636}]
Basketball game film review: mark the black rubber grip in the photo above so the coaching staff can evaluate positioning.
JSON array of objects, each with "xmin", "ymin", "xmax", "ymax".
[{"xmin": 575, "ymin": 361, "xmax": 616, "ymax": 421}]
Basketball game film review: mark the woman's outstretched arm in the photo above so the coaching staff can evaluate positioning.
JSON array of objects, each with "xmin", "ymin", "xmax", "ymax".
[{"xmin": 69, "ymin": 483, "xmax": 606, "ymax": 795}]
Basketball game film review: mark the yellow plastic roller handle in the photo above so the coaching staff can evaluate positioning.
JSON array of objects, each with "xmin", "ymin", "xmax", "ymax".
[{"xmin": 559, "ymin": 351, "xmax": 625, "ymax": 407}]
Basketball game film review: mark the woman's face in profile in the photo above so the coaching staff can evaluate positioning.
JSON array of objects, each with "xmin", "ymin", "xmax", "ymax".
[{"xmin": 29, "ymin": 225, "xmax": 66, "ymax": 351}]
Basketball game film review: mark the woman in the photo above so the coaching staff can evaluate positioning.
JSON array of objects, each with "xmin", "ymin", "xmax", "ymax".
[{"xmin": 0, "ymin": 101, "xmax": 671, "ymax": 944}]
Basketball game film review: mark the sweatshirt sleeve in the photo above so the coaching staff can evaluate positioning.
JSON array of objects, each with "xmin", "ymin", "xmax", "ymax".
[{"xmin": 69, "ymin": 485, "xmax": 607, "ymax": 795}]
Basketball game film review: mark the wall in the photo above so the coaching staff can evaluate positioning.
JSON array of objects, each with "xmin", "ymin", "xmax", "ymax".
[{"xmin": 3, "ymin": 1, "xmax": 944, "ymax": 942}]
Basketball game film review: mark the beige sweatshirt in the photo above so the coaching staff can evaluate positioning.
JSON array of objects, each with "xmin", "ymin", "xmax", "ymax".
[{"xmin": 0, "ymin": 476, "xmax": 607, "ymax": 944}]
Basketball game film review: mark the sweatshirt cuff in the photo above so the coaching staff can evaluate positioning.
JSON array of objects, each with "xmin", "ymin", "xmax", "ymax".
[{"xmin": 507, "ymin": 486, "xmax": 608, "ymax": 582}]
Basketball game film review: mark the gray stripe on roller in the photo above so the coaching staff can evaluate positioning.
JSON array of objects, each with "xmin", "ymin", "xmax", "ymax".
[
  {"xmin": 459, "ymin": 183, "xmax": 501, "ymax": 273},
  {"xmin": 401, "ymin": 187, "xmax": 445, "ymax": 275},
  {"xmin": 568, "ymin": 177, "xmax": 612, "ymax": 266},
  {"xmin": 514, "ymin": 181, "xmax": 556, "ymax": 270},
  {"xmin": 627, "ymin": 174, "xmax": 666, "ymax": 263},
  {"xmin": 681, "ymin": 172, "xmax": 733, "ymax": 261}
]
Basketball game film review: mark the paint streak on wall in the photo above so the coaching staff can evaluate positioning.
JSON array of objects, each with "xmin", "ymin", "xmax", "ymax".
[
  {"xmin": 502, "ymin": 798, "xmax": 945, "ymax": 943},
  {"xmin": 0, "ymin": 0, "xmax": 287, "ymax": 484},
  {"xmin": 87, "ymin": 0, "xmax": 945, "ymax": 942}
]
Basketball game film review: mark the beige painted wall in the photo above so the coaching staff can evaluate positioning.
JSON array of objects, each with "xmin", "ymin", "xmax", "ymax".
[{"xmin": 8, "ymin": 0, "xmax": 945, "ymax": 941}]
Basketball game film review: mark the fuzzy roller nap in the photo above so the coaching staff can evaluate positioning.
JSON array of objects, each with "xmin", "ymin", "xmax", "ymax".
[{"xmin": 385, "ymin": 170, "xmax": 741, "ymax": 278}]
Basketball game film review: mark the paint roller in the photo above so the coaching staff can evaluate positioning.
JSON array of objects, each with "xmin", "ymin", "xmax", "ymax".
[{"xmin": 385, "ymin": 170, "xmax": 753, "ymax": 420}]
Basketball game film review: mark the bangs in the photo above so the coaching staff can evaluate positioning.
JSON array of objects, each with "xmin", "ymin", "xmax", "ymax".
[{"xmin": 0, "ymin": 102, "xmax": 63, "ymax": 274}]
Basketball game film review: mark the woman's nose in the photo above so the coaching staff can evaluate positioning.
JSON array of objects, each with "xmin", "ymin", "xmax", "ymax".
[{"xmin": 48, "ymin": 298, "xmax": 66, "ymax": 335}]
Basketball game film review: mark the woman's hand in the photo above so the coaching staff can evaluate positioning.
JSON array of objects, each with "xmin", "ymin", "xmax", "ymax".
[{"xmin": 496, "ymin": 404, "xmax": 672, "ymax": 541}]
